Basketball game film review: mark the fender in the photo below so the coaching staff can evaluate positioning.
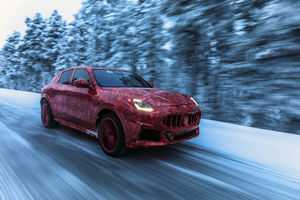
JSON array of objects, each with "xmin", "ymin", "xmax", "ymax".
[
  {"xmin": 40, "ymin": 93, "xmax": 51, "ymax": 105},
  {"xmin": 95, "ymin": 102, "xmax": 124, "ymax": 124}
]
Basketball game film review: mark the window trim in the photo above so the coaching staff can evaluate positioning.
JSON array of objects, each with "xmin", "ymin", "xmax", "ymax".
[
  {"xmin": 71, "ymin": 68, "xmax": 91, "ymax": 86},
  {"xmin": 58, "ymin": 69, "xmax": 74, "ymax": 85}
]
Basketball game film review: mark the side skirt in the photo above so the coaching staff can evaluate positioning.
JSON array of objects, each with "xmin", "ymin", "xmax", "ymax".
[{"xmin": 55, "ymin": 119, "xmax": 98, "ymax": 138}]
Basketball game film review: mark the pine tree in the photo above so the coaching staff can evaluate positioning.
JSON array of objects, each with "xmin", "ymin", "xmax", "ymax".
[
  {"xmin": 44, "ymin": 10, "xmax": 66, "ymax": 71},
  {"xmin": 19, "ymin": 13, "xmax": 47, "ymax": 92},
  {"xmin": 34, "ymin": 10, "xmax": 67, "ymax": 84},
  {"xmin": 83, "ymin": 0, "xmax": 114, "ymax": 67},
  {"xmin": 1, "ymin": 31, "xmax": 21, "ymax": 89},
  {"xmin": 54, "ymin": 13, "xmax": 90, "ymax": 72},
  {"xmin": 160, "ymin": 0, "xmax": 212, "ymax": 96},
  {"xmin": 0, "ymin": 52, "xmax": 6, "ymax": 88},
  {"xmin": 109, "ymin": 2, "xmax": 141, "ymax": 72},
  {"xmin": 137, "ymin": 0, "xmax": 165, "ymax": 86}
]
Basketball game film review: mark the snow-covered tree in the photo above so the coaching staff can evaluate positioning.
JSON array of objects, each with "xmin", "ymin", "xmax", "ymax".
[
  {"xmin": 19, "ymin": 13, "xmax": 47, "ymax": 91},
  {"xmin": 44, "ymin": 10, "xmax": 66, "ymax": 70},
  {"xmin": 136, "ymin": 0, "xmax": 165, "ymax": 85},
  {"xmin": 34, "ymin": 10, "xmax": 67, "ymax": 85},
  {"xmin": 1, "ymin": 31, "xmax": 22, "ymax": 89},
  {"xmin": 160, "ymin": 0, "xmax": 213, "ymax": 96},
  {"xmin": 0, "ymin": 52, "xmax": 6, "ymax": 88},
  {"xmin": 108, "ymin": 2, "xmax": 142, "ymax": 71},
  {"xmin": 54, "ymin": 13, "xmax": 90, "ymax": 72},
  {"xmin": 82, "ymin": 0, "xmax": 114, "ymax": 67}
]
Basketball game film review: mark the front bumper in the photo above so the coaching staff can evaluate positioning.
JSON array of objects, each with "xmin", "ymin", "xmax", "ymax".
[
  {"xmin": 121, "ymin": 104, "xmax": 201, "ymax": 148},
  {"xmin": 127, "ymin": 127, "xmax": 200, "ymax": 148}
]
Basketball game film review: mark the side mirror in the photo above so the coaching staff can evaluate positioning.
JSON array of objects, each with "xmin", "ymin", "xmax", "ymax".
[
  {"xmin": 74, "ymin": 79, "xmax": 91, "ymax": 88},
  {"xmin": 148, "ymin": 82, "xmax": 154, "ymax": 88}
]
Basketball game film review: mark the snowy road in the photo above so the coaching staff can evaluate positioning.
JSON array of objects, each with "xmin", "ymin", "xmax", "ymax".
[{"xmin": 0, "ymin": 89, "xmax": 299, "ymax": 200}]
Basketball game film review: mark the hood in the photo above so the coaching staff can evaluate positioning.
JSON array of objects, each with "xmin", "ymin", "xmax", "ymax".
[{"xmin": 101, "ymin": 88, "xmax": 192, "ymax": 107}]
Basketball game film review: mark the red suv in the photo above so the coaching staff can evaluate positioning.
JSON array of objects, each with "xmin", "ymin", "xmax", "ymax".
[{"xmin": 41, "ymin": 66, "xmax": 201, "ymax": 156}]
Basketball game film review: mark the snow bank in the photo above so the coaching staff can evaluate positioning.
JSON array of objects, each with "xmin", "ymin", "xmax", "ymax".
[
  {"xmin": 0, "ymin": 88, "xmax": 40, "ymax": 107},
  {"xmin": 193, "ymin": 119, "xmax": 300, "ymax": 178}
]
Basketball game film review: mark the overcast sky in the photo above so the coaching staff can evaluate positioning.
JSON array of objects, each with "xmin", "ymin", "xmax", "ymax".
[{"xmin": 0, "ymin": 0, "xmax": 83, "ymax": 48}]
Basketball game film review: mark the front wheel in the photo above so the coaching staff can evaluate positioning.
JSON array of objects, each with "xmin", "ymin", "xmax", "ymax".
[{"xmin": 98, "ymin": 113, "xmax": 127, "ymax": 156}]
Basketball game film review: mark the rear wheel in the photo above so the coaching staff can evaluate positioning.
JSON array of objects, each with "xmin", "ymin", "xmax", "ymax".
[
  {"xmin": 98, "ymin": 113, "xmax": 127, "ymax": 156},
  {"xmin": 41, "ymin": 100, "xmax": 58, "ymax": 128}
]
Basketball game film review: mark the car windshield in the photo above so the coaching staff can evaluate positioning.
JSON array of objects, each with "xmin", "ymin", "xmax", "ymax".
[{"xmin": 93, "ymin": 69, "xmax": 151, "ymax": 88}]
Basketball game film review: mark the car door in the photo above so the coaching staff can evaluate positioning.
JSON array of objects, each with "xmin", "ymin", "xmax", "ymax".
[
  {"xmin": 66, "ymin": 69, "xmax": 97, "ymax": 130},
  {"xmin": 54, "ymin": 69, "xmax": 74, "ymax": 120}
]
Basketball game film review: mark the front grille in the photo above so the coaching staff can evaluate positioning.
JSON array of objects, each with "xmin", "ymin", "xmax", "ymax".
[
  {"xmin": 174, "ymin": 130, "xmax": 196, "ymax": 141},
  {"xmin": 163, "ymin": 112, "xmax": 201, "ymax": 128}
]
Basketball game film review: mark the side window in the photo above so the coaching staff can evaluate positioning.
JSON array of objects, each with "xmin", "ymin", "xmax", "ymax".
[
  {"xmin": 59, "ymin": 70, "xmax": 73, "ymax": 85},
  {"xmin": 72, "ymin": 69, "xmax": 90, "ymax": 85}
]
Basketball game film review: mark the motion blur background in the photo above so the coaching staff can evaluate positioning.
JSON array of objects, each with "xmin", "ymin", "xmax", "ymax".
[{"xmin": 0, "ymin": 0, "xmax": 299, "ymax": 134}]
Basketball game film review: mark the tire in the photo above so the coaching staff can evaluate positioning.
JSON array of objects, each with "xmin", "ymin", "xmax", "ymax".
[
  {"xmin": 97, "ymin": 113, "xmax": 127, "ymax": 157},
  {"xmin": 41, "ymin": 100, "xmax": 58, "ymax": 128}
]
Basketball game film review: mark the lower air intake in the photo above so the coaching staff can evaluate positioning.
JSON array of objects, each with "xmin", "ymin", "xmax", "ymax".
[{"xmin": 139, "ymin": 129, "xmax": 161, "ymax": 142}]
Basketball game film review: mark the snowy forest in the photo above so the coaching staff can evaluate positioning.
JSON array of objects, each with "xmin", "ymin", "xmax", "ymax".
[{"xmin": 0, "ymin": 0, "xmax": 299, "ymax": 134}]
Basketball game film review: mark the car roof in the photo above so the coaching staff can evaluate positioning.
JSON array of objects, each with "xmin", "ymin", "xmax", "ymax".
[{"xmin": 63, "ymin": 66, "xmax": 131, "ymax": 73}]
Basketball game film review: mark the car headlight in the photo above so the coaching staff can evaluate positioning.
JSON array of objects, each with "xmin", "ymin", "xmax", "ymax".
[
  {"xmin": 133, "ymin": 99, "xmax": 153, "ymax": 112},
  {"xmin": 190, "ymin": 97, "xmax": 198, "ymax": 106}
]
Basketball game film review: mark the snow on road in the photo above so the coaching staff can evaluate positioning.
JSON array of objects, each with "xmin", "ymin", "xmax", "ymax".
[{"xmin": 0, "ymin": 88, "xmax": 299, "ymax": 200}]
